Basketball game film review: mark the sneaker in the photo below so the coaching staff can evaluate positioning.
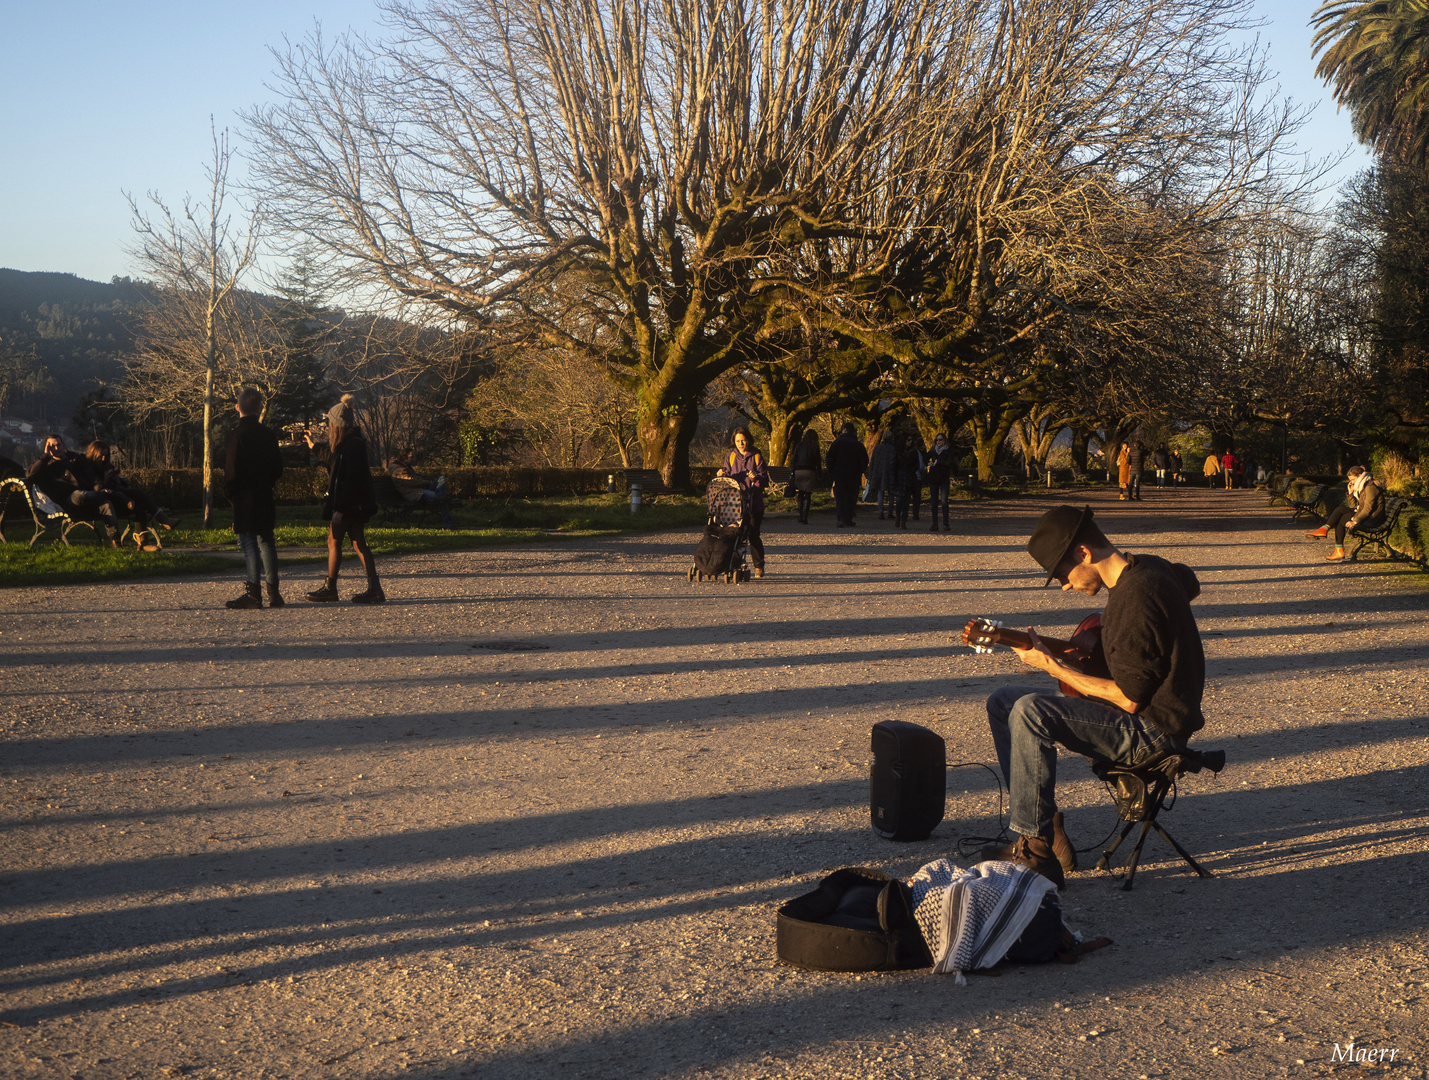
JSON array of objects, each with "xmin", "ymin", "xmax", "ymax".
[
  {"xmin": 306, "ymin": 581, "xmax": 340, "ymax": 603},
  {"xmin": 351, "ymin": 583, "xmax": 387, "ymax": 604},
  {"xmin": 1051, "ymin": 811, "xmax": 1077, "ymax": 873},
  {"xmin": 977, "ymin": 834, "xmax": 1064, "ymax": 887}
]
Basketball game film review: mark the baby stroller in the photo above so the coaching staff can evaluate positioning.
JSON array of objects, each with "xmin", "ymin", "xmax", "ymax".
[{"xmin": 688, "ymin": 475, "xmax": 751, "ymax": 583}]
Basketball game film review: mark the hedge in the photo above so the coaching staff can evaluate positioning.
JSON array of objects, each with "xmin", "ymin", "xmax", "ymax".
[
  {"xmin": 124, "ymin": 467, "xmax": 327, "ymax": 508},
  {"xmin": 1275, "ymin": 474, "xmax": 1428, "ymax": 565},
  {"xmin": 118, "ymin": 465, "xmax": 723, "ymax": 509}
]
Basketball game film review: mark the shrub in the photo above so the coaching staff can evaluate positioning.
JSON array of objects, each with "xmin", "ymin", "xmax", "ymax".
[
  {"xmin": 105, "ymin": 465, "xmax": 727, "ymax": 508},
  {"xmin": 123, "ymin": 467, "xmax": 328, "ymax": 508}
]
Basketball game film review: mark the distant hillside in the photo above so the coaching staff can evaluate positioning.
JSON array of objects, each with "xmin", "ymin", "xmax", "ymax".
[{"xmin": 0, "ymin": 268, "xmax": 141, "ymax": 421}]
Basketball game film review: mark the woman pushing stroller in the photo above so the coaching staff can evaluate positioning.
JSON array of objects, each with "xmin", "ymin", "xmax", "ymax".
[{"xmin": 717, "ymin": 427, "xmax": 769, "ymax": 578}]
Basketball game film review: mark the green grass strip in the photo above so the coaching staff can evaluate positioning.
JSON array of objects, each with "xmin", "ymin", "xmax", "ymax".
[
  {"xmin": 0, "ymin": 494, "xmax": 711, "ymax": 587},
  {"xmin": 0, "ymin": 545, "xmax": 237, "ymax": 588}
]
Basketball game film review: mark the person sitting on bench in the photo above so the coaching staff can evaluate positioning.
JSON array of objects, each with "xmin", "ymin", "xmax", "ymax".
[
  {"xmin": 85, "ymin": 441, "xmax": 177, "ymax": 542},
  {"xmin": 1306, "ymin": 465, "xmax": 1384, "ymax": 563},
  {"xmin": 981, "ymin": 505, "xmax": 1207, "ymax": 886},
  {"xmin": 388, "ymin": 448, "xmax": 455, "ymax": 528},
  {"xmin": 26, "ymin": 434, "xmax": 122, "ymax": 546}
]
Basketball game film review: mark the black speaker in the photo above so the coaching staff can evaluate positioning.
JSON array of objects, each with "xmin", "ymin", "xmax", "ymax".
[{"xmin": 870, "ymin": 721, "xmax": 946, "ymax": 841}]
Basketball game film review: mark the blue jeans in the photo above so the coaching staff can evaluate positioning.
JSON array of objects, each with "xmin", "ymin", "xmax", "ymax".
[
  {"xmin": 987, "ymin": 685, "xmax": 1176, "ymax": 838},
  {"xmin": 237, "ymin": 531, "xmax": 279, "ymax": 587},
  {"xmin": 419, "ymin": 487, "xmax": 456, "ymax": 527}
]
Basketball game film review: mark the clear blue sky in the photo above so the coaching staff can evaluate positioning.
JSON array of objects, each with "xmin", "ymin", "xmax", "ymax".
[{"xmin": 0, "ymin": 0, "xmax": 1371, "ymax": 284}]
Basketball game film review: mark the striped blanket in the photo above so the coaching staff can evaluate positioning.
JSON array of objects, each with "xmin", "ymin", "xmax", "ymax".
[{"xmin": 909, "ymin": 858, "xmax": 1057, "ymax": 982}]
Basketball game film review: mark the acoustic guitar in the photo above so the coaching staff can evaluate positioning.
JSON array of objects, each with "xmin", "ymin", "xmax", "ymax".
[{"xmin": 961, "ymin": 612, "xmax": 1109, "ymax": 698}]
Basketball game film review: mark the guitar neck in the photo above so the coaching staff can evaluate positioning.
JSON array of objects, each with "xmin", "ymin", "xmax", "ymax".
[{"xmin": 983, "ymin": 628, "xmax": 1085, "ymax": 663}]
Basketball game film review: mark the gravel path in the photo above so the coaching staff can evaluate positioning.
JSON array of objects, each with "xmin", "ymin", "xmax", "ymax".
[{"xmin": 2, "ymin": 487, "xmax": 1427, "ymax": 1080}]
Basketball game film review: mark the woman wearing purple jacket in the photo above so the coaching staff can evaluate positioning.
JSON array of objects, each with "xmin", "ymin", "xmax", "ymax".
[{"xmin": 719, "ymin": 427, "xmax": 769, "ymax": 578}]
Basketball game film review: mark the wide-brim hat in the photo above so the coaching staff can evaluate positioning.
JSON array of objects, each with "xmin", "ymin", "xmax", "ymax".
[{"xmin": 1026, "ymin": 504, "xmax": 1094, "ymax": 587}]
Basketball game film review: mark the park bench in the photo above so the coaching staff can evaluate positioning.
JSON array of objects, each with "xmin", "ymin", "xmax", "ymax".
[
  {"xmin": 1265, "ymin": 474, "xmax": 1294, "ymax": 506},
  {"xmin": 372, "ymin": 473, "xmax": 450, "ymax": 527},
  {"xmin": 0, "ymin": 477, "xmax": 101, "ymax": 547},
  {"xmin": 1285, "ymin": 482, "xmax": 1329, "ymax": 521},
  {"xmin": 625, "ymin": 469, "xmax": 678, "ymax": 497},
  {"xmin": 768, "ymin": 466, "xmax": 792, "ymax": 490},
  {"xmin": 1349, "ymin": 497, "xmax": 1408, "ymax": 562}
]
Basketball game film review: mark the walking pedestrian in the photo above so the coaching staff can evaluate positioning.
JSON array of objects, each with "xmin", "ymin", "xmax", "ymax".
[
  {"xmin": 825, "ymin": 423, "xmax": 869, "ymax": 527},
  {"xmin": 304, "ymin": 394, "xmax": 384, "ymax": 603},
  {"xmin": 1202, "ymin": 451, "xmax": 1221, "ymax": 488},
  {"xmin": 1126, "ymin": 438, "xmax": 1146, "ymax": 500},
  {"xmin": 925, "ymin": 433, "xmax": 954, "ymax": 533},
  {"xmin": 789, "ymin": 429, "xmax": 821, "ymax": 525},
  {"xmin": 223, "ymin": 388, "xmax": 286, "ymax": 609},
  {"xmin": 892, "ymin": 433, "xmax": 921, "ymax": 529},
  {"xmin": 1221, "ymin": 448, "xmax": 1239, "ymax": 490},
  {"xmin": 866, "ymin": 432, "xmax": 896, "ymax": 519},
  {"xmin": 1152, "ymin": 443, "xmax": 1169, "ymax": 487},
  {"xmin": 719, "ymin": 427, "xmax": 769, "ymax": 577}
]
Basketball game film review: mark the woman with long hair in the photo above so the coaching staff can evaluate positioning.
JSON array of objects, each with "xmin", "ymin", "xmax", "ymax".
[
  {"xmin": 84, "ymin": 441, "xmax": 175, "ymax": 546},
  {"xmin": 1307, "ymin": 465, "xmax": 1385, "ymax": 562},
  {"xmin": 789, "ymin": 428, "xmax": 821, "ymax": 524},
  {"xmin": 303, "ymin": 395, "xmax": 384, "ymax": 603},
  {"xmin": 719, "ymin": 426, "xmax": 769, "ymax": 577}
]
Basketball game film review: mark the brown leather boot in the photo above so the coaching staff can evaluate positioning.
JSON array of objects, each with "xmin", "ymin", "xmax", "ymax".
[
  {"xmin": 1052, "ymin": 811, "xmax": 1077, "ymax": 873},
  {"xmin": 225, "ymin": 582, "xmax": 262, "ymax": 610},
  {"xmin": 977, "ymin": 834, "xmax": 1065, "ymax": 887}
]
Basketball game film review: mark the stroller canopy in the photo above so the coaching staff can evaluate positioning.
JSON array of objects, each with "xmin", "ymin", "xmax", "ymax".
[{"xmin": 706, "ymin": 475, "xmax": 746, "ymax": 528}]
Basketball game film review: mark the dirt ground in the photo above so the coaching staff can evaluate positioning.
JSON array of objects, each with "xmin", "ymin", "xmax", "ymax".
[{"xmin": 2, "ymin": 486, "xmax": 1427, "ymax": 1080}]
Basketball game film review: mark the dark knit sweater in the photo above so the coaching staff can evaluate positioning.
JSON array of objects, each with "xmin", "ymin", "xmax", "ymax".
[{"xmin": 1102, "ymin": 553, "xmax": 1206, "ymax": 739}]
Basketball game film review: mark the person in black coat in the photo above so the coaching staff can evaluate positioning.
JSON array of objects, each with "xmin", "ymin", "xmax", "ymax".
[
  {"xmin": 85, "ymin": 441, "xmax": 176, "ymax": 546},
  {"xmin": 1152, "ymin": 443, "xmax": 1169, "ymax": 487},
  {"xmin": 223, "ymin": 388, "xmax": 285, "ymax": 609},
  {"xmin": 303, "ymin": 394, "xmax": 384, "ymax": 603},
  {"xmin": 26, "ymin": 434, "xmax": 122, "ymax": 545},
  {"xmin": 824, "ymin": 422, "xmax": 869, "ymax": 527},
  {"xmin": 924, "ymin": 432, "xmax": 955, "ymax": 533},
  {"xmin": 1126, "ymin": 438, "xmax": 1146, "ymax": 500},
  {"xmin": 891, "ymin": 433, "xmax": 921, "ymax": 529}
]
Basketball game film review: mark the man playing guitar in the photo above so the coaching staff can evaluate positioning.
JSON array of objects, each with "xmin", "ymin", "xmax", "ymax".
[{"xmin": 981, "ymin": 505, "xmax": 1206, "ymax": 886}]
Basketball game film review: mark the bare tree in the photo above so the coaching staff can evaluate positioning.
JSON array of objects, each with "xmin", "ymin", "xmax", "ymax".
[
  {"xmin": 124, "ymin": 125, "xmax": 260, "ymax": 526},
  {"xmin": 468, "ymin": 346, "xmax": 639, "ymax": 467},
  {"xmin": 248, "ymin": 0, "xmax": 1067, "ymax": 487}
]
